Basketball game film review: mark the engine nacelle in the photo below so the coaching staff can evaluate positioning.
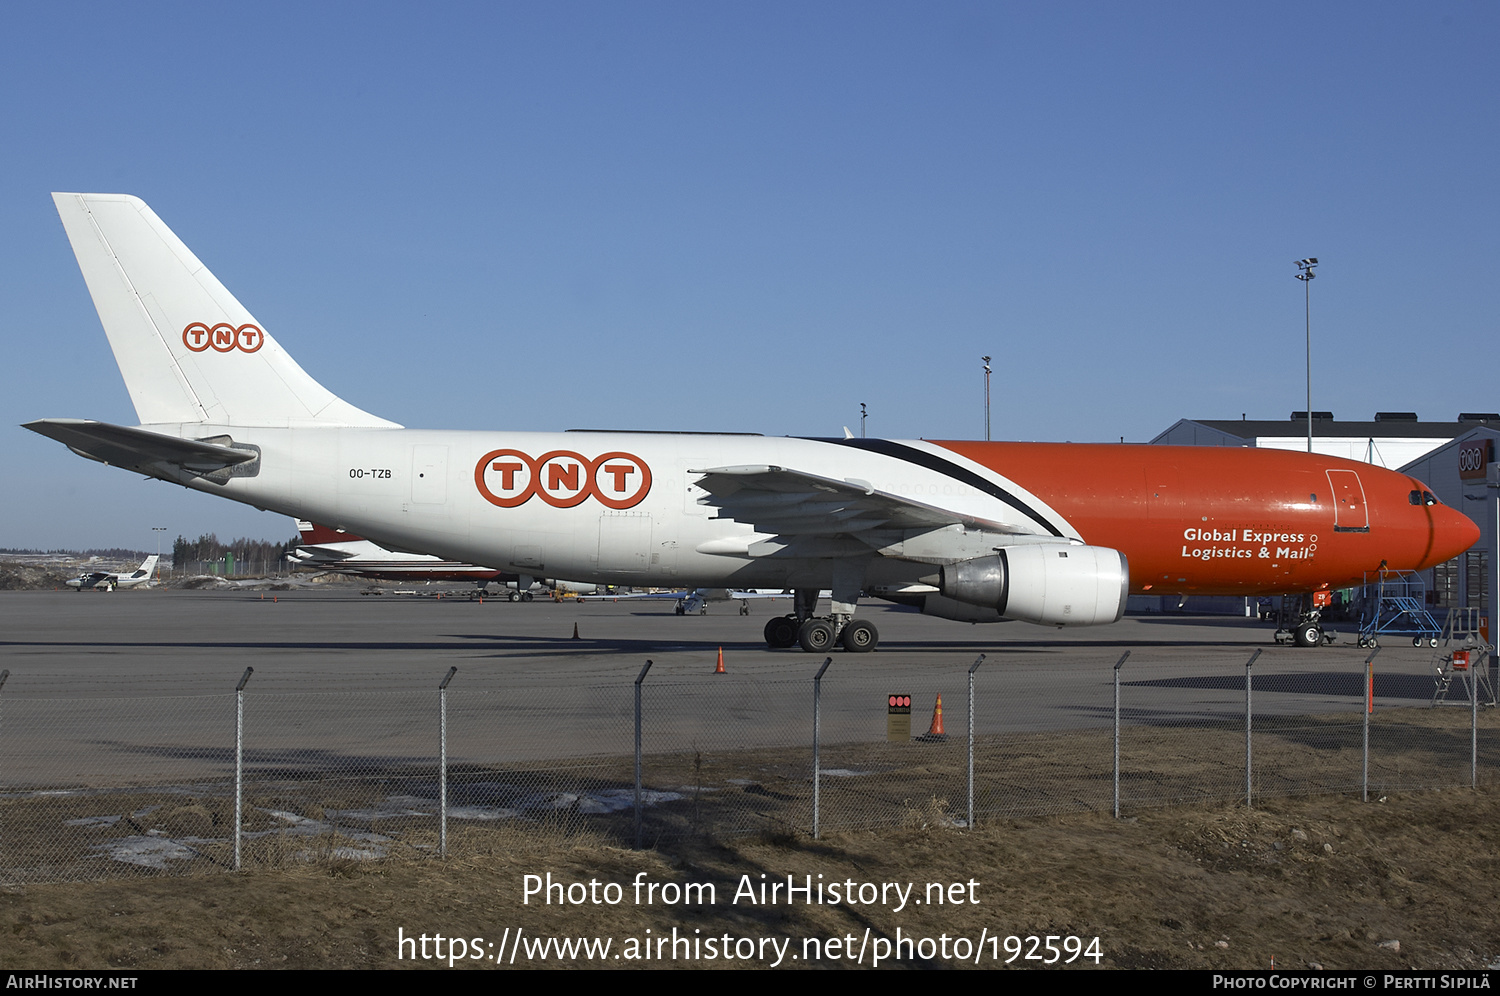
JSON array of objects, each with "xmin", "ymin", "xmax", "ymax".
[{"xmin": 937, "ymin": 544, "xmax": 1129, "ymax": 626}]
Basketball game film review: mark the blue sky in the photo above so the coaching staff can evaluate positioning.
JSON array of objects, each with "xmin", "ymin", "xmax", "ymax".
[{"xmin": 2, "ymin": 2, "xmax": 1496, "ymax": 548}]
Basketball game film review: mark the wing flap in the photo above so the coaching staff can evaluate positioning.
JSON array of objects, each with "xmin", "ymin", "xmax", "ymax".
[{"xmin": 689, "ymin": 465, "xmax": 1034, "ymax": 538}]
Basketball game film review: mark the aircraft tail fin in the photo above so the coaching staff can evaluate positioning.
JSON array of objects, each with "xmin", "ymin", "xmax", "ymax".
[
  {"xmin": 51, "ymin": 193, "xmax": 399, "ymax": 429},
  {"xmin": 133, "ymin": 555, "xmax": 160, "ymax": 579}
]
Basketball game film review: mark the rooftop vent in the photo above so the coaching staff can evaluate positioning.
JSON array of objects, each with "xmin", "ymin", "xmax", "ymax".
[
  {"xmin": 1290, "ymin": 411, "xmax": 1335, "ymax": 422},
  {"xmin": 1458, "ymin": 413, "xmax": 1500, "ymax": 423},
  {"xmin": 1374, "ymin": 412, "xmax": 1419, "ymax": 422}
]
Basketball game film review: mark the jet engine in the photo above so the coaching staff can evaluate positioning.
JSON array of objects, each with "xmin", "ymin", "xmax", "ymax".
[{"xmin": 933, "ymin": 544, "xmax": 1129, "ymax": 626}]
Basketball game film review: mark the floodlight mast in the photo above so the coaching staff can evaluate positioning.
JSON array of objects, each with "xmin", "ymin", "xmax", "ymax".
[
  {"xmin": 1295, "ymin": 258, "xmax": 1318, "ymax": 453},
  {"xmin": 982, "ymin": 355, "xmax": 992, "ymax": 442}
]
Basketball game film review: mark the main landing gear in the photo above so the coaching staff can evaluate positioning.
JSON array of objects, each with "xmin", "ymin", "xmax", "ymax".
[{"xmin": 762, "ymin": 586, "xmax": 879, "ymax": 653}]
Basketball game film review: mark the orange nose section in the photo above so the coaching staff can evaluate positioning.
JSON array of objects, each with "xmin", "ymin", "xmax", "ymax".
[{"xmin": 1428, "ymin": 506, "xmax": 1481, "ymax": 569}]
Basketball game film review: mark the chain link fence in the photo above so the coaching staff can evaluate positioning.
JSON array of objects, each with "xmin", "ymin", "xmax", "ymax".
[{"xmin": 0, "ymin": 648, "xmax": 1495, "ymax": 884}]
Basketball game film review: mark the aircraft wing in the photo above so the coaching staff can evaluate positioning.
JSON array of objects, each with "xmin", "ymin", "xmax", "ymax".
[
  {"xmin": 23, "ymin": 419, "xmax": 256, "ymax": 474},
  {"xmin": 581, "ymin": 589, "xmax": 689, "ymax": 600},
  {"xmin": 292, "ymin": 544, "xmax": 360, "ymax": 563},
  {"xmin": 689, "ymin": 465, "xmax": 1035, "ymax": 538}
]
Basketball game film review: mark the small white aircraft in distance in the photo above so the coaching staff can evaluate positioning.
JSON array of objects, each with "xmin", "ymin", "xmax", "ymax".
[
  {"xmin": 66, "ymin": 555, "xmax": 160, "ymax": 591},
  {"xmin": 26, "ymin": 194, "xmax": 1479, "ymax": 653}
]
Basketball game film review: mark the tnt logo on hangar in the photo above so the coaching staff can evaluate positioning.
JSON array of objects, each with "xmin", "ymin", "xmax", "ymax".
[{"xmin": 475, "ymin": 449, "xmax": 651, "ymax": 509}]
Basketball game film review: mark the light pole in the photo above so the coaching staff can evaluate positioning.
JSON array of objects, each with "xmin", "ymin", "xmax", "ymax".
[
  {"xmin": 860, "ymin": 402, "xmax": 867, "ymax": 439},
  {"xmin": 151, "ymin": 526, "xmax": 166, "ymax": 579},
  {"xmin": 982, "ymin": 355, "xmax": 992, "ymax": 442},
  {"xmin": 1295, "ymin": 258, "xmax": 1318, "ymax": 453}
]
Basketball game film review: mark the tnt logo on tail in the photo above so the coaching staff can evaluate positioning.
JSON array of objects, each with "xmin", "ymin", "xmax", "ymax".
[{"xmin": 182, "ymin": 322, "xmax": 264, "ymax": 353}]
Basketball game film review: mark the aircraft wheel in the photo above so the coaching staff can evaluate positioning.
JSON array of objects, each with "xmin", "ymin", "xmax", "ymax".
[
  {"xmin": 1413, "ymin": 636, "xmax": 1423, "ymax": 648},
  {"xmin": 739, "ymin": 602, "xmax": 749, "ymax": 616},
  {"xmin": 797, "ymin": 618, "xmax": 836, "ymax": 653},
  {"xmin": 675, "ymin": 605, "xmax": 685, "ymax": 616},
  {"xmin": 1430, "ymin": 638, "xmax": 1439, "ymax": 648},
  {"xmin": 508, "ymin": 591, "xmax": 521, "ymax": 603},
  {"xmin": 522, "ymin": 591, "xmax": 533, "ymax": 602},
  {"xmin": 763, "ymin": 615, "xmax": 798, "ymax": 648},
  {"xmin": 1294, "ymin": 622, "xmax": 1322, "ymax": 648},
  {"xmin": 840, "ymin": 619, "xmax": 879, "ymax": 653}
]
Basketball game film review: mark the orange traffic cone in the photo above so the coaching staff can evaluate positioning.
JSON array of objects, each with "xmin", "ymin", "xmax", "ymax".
[
  {"xmin": 916, "ymin": 694, "xmax": 948, "ymax": 742},
  {"xmin": 572, "ymin": 622, "xmax": 581, "ymax": 640},
  {"xmin": 715, "ymin": 647, "xmax": 726, "ymax": 674}
]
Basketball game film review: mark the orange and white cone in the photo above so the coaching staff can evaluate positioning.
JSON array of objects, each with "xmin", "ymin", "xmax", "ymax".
[
  {"xmin": 916, "ymin": 693, "xmax": 949, "ymax": 742},
  {"xmin": 715, "ymin": 647, "xmax": 726, "ymax": 673},
  {"xmin": 572, "ymin": 622, "xmax": 581, "ymax": 640}
]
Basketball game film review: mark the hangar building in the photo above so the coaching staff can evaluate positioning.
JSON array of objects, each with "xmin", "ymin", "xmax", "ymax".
[{"xmin": 1399, "ymin": 425, "xmax": 1499, "ymax": 642}]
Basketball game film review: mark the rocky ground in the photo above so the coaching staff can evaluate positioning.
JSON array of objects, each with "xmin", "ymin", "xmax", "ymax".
[{"xmin": 1, "ymin": 787, "xmax": 1496, "ymax": 970}]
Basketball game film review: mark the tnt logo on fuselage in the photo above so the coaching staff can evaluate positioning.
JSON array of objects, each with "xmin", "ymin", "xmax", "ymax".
[
  {"xmin": 475, "ymin": 449, "xmax": 652, "ymax": 510},
  {"xmin": 182, "ymin": 322, "xmax": 264, "ymax": 353}
]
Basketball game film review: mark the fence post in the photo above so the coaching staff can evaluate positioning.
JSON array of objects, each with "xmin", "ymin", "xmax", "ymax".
[
  {"xmin": 0, "ymin": 671, "xmax": 8, "ymax": 825},
  {"xmin": 1362, "ymin": 648, "xmax": 1379, "ymax": 802},
  {"xmin": 967, "ymin": 654, "xmax": 985, "ymax": 829},
  {"xmin": 234, "ymin": 667, "xmax": 253, "ymax": 872},
  {"xmin": 634, "ymin": 660, "xmax": 653, "ymax": 849},
  {"xmin": 439, "ymin": 666, "xmax": 457, "ymax": 858},
  {"xmin": 1243, "ymin": 650, "xmax": 1260, "ymax": 808},
  {"xmin": 1473, "ymin": 655, "xmax": 1480, "ymax": 789},
  {"xmin": 812, "ymin": 657, "xmax": 832, "ymax": 839},
  {"xmin": 1113, "ymin": 651, "xmax": 1130, "ymax": 818}
]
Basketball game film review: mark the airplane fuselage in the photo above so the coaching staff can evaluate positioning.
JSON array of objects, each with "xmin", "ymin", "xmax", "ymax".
[{"xmin": 142, "ymin": 426, "xmax": 1467, "ymax": 598}]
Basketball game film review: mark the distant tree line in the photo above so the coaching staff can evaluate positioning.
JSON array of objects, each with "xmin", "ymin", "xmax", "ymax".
[
  {"xmin": 0, "ymin": 547, "xmax": 150, "ymax": 559},
  {"xmin": 172, "ymin": 533, "xmax": 301, "ymax": 576}
]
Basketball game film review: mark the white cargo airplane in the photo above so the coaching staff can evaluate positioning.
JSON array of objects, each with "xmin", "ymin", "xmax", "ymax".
[
  {"xmin": 66, "ymin": 554, "xmax": 160, "ymax": 591},
  {"xmin": 26, "ymin": 194, "xmax": 1479, "ymax": 652},
  {"xmin": 288, "ymin": 519, "xmax": 592, "ymax": 599}
]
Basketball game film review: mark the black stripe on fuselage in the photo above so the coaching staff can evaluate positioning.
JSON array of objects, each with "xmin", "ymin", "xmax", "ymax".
[{"xmin": 808, "ymin": 438, "xmax": 1065, "ymax": 537}]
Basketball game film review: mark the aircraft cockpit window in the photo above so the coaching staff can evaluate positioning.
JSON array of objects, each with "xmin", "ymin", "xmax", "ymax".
[
  {"xmin": 1423, "ymin": 491, "xmax": 1439, "ymax": 506},
  {"xmin": 1409, "ymin": 490, "xmax": 1422, "ymax": 505}
]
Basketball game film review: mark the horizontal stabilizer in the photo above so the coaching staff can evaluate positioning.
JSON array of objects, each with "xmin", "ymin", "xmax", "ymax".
[{"xmin": 23, "ymin": 418, "xmax": 256, "ymax": 474}]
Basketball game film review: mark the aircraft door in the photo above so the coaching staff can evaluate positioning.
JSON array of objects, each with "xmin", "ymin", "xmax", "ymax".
[
  {"xmin": 411, "ymin": 445, "xmax": 448, "ymax": 504},
  {"xmin": 1326, "ymin": 469, "xmax": 1369, "ymax": 532}
]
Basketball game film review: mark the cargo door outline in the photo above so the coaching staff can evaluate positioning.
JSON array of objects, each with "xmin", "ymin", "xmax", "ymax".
[
  {"xmin": 1326, "ymin": 469, "xmax": 1369, "ymax": 533},
  {"xmin": 598, "ymin": 513, "xmax": 653, "ymax": 573}
]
